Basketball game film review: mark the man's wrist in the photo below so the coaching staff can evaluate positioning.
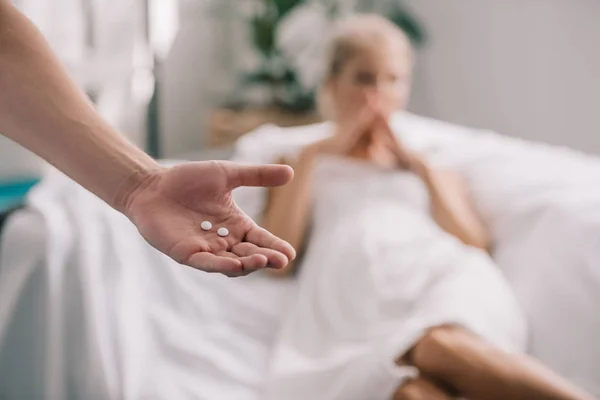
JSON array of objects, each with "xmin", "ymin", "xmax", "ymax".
[{"xmin": 112, "ymin": 161, "xmax": 164, "ymax": 216}]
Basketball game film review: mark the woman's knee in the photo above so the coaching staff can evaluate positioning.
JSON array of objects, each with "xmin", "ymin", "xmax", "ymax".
[
  {"xmin": 410, "ymin": 325, "xmax": 478, "ymax": 378},
  {"xmin": 392, "ymin": 377, "xmax": 453, "ymax": 400}
]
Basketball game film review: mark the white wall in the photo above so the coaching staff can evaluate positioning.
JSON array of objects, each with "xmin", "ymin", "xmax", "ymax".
[
  {"xmin": 160, "ymin": 1, "xmax": 248, "ymax": 157},
  {"xmin": 159, "ymin": 1, "xmax": 209, "ymax": 157},
  {"xmin": 406, "ymin": 0, "xmax": 600, "ymax": 153}
]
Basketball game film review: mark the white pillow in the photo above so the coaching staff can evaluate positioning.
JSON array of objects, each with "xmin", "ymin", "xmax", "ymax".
[
  {"xmin": 231, "ymin": 112, "xmax": 600, "ymax": 395},
  {"xmin": 231, "ymin": 122, "xmax": 331, "ymax": 222}
]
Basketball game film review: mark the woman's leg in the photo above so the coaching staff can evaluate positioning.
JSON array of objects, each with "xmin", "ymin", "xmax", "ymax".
[
  {"xmin": 401, "ymin": 325, "xmax": 596, "ymax": 400},
  {"xmin": 392, "ymin": 377, "xmax": 454, "ymax": 400}
]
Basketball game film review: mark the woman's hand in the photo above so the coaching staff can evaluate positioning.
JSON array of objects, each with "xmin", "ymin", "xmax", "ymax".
[
  {"xmin": 371, "ymin": 113, "xmax": 415, "ymax": 170},
  {"xmin": 305, "ymin": 103, "xmax": 378, "ymax": 157},
  {"xmin": 368, "ymin": 116, "xmax": 491, "ymax": 250},
  {"xmin": 123, "ymin": 161, "xmax": 297, "ymax": 277}
]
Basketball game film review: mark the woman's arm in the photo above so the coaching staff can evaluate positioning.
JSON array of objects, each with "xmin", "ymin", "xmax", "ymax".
[
  {"xmin": 413, "ymin": 157, "xmax": 491, "ymax": 251},
  {"xmin": 374, "ymin": 120, "xmax": 491, "ymax": 251},
  {"xmin": 262, "ymin": 148, "xmax": 318, "ymax": 277},
  {"xmin": 263, "ymin": 107, "xmax": 381, "ymax": 277}
]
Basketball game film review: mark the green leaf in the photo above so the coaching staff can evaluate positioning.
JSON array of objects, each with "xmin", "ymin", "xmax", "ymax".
[
  {"xmin": 250, "ymin": 15, "xmax": 277, "ymax": 56},
  {"xmin": 271, "ymin": 0, "xmax": 305, "ymax": 19},
  {"xmin": 242, "ymin": 70, "xmax": 276, "ymax": 85},
  {"xmin": 249, "ymin": 1, "xmax": 306, "ymax": 55},
  {"xmin": 280, "ymin": 67, "xmax": 299, "ymax": 84},
  {"xmin": 280, "ymin": 91, "xmax": 316, "ymax": 112},
  {"xmin": 388, "ymin": 5, "xmax": 427, "ymax": 47}
]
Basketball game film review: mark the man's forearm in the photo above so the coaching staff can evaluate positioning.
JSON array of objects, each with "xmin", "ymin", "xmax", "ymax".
[{"xmin": 0, "ymin": 1, "xmax": 160, "ymax": 213}]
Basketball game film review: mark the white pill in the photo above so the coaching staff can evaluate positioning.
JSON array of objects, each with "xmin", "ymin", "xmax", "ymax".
[
  {"xmin": 217, "ymin": 227, "xmax": 229, "ymax": 237},
  {"xmin": 201, "ymin": 221, "xmax": 212, "ymax": 231}
]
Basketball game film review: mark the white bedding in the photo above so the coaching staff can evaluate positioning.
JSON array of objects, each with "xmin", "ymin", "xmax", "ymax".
[
  {"xmin": 0, "ymin": 152, "xmax": 525, "ymax": 400},
  {"xmin": 262, "ymin": 155, "xmax": 525, "ymax": 400},
  {"xmin": 0, "ymin": 170, "xmax": 296, "ymax": 399},
  {"xmin": 1, "ymin": 111, "xmax": 599, "ymax": 398}
]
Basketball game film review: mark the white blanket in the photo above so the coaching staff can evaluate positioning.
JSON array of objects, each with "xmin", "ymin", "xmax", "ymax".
[
  {"xmin": 0, "ymin": 170, "xmax": 296, "ymax": 399},
  {"xmin": 262, "ymin": 155, "xmax": 525, "ymax": 400}
]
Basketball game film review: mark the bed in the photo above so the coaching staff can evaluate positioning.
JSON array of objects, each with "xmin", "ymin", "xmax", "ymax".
[
  {"xmin": 1, "ymin": 112, "xmax": 599, "ymax": 399},
  {"xmin": 0, "ymin": 179, "xmax": 39, "ymax": 257},
  {"xmin": 0, "ymin": 210, "xmax": 13, "ymax": 235}
]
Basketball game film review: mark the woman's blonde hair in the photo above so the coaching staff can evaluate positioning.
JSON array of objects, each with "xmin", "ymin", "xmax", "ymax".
[{"xmin": 318, "ymin": 13, "xmax": 413, "ymax": 119}]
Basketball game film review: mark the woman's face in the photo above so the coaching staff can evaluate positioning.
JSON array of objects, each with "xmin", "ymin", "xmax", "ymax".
[{"xmin": 327, "ymin": 39, "xmax": 412, "ymax": 123}]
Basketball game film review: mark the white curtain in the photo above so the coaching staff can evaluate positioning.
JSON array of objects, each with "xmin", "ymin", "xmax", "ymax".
[{"xmin": 8, "ymin": 0, "xmax": 178, "ymax": 151}]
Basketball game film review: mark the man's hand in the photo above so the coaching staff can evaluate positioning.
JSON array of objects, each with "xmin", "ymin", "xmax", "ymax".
[
  {"xmin": 0, "ymin": 2, "xmax": 296, "ymax": 277},
  {"xmin": 123, "ymin": 161, "xmax": 297, "ymax": 277}
]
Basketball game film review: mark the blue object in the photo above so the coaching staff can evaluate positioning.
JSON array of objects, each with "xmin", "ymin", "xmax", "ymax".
[{"xmin": 0, "ymin": 179, "xmax": 40, "ymax": 213}]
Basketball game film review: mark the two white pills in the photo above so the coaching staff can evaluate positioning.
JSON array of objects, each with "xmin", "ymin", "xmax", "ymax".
[{"xmin": 201, "ymin": 220, "xmax": 229, "ymax": 237}]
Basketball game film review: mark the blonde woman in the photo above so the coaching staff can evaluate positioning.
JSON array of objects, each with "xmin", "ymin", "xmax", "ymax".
[{"xmin": 261, "ymin": 14, "xmax": 595, "ymax": 400}]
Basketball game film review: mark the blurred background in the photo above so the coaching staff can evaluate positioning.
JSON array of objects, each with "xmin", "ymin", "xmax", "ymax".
[
  {"xmin": 2, "ymin": 2, "xmax": 600, "ymax": 395},
  {"xmin": 1, "ymin": 0, "xmax": 600, "ymax": 182}
]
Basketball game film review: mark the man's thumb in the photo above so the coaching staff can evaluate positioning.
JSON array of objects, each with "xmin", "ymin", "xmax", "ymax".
[{"xmin": 227, "ymin": 163, "xmax": 294, "ymax": 189}]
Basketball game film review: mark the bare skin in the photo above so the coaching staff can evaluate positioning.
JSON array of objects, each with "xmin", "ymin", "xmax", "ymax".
[
  {"xmin": 393, "ymin": 376, "xmax": 454, "ymax": 400},
  {"xmin": 0, "ymin": 1, "xmax": 295, "ymax": 275},
  {"xmin": 393, "ymin": 326, "xmax": 595, "ymax": 400},
  {"xmin": 261, "ymin": 25, "xmax": 595, "ymax": 400}
]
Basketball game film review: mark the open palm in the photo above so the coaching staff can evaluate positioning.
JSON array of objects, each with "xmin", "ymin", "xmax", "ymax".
[{"xmin": 125, "ymin": 161, "xmax": 296, "ymax": 277}]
